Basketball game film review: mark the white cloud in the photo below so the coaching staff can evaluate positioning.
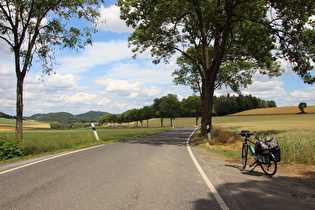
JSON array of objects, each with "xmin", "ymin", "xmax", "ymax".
[
  {"xmin": 97, "ymin": 5, "xmax": 133, "ymax": 33},
  {"xmin": 100, "ymin": 61, "xmax": 175, "ymax": 85},
  {"xmin": 55, "ymin": 40, "xmax": 132, "ymax": 74},
  {"xmin": 24, "ymin": 73, "xmax": 82, "ymax": 93},
  {"xmin": 97, "ymin": 78, "xmax": 163, "ymax": 98},
  {"xmin": 66, "ymin": 93, "xmax": 111, "ymax": 105}
]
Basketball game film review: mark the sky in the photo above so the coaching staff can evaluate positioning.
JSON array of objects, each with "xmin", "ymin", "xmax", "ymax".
[{"xmin": 0, "ymin": 1, "xmax": 314, "ymax": 117}]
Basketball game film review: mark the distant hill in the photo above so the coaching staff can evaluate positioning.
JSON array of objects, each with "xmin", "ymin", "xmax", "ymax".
[
  {"xmin": 27, "ymin": 111, "xmax": 110, "ymax": 123},
  {"xmin": 230, "ymin": 106, "xmax": 315, "ymax": 116},
  {"xmin": 28, "ymin": 112, "xmax": 81, "ymax": 123},
  {"xmin": 0, "ymin": 112, "xmax": 15, "ymax": 119},
  {"xmin": 76, "ymin": 111, "xmax": 110, "ymax": 122}
]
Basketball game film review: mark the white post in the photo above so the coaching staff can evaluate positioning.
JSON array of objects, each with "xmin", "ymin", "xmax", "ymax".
[
  {"xmin": 207, "ymin": 124, "xmax": 211, "ymax": 142},
  {"xmin": 91, "ymin": 123, "xmax": 99, "ymax": 141}
]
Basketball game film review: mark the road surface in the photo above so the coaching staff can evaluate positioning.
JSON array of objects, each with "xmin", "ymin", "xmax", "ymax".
[{"xmin": 1, "ymin": 127, "xmax": 314, "ymax": 209}]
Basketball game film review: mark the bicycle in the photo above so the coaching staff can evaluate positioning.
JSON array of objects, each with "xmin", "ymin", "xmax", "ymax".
[{"xmin": 236, "ymin": 130, "xmax": 277, "ymax": 176}]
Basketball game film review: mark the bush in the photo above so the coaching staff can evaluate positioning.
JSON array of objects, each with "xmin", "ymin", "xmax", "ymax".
[
  {"xmin": 50, "ymin": 121, "xmax": 61, "ymax": 129},
  {"xmin": 0, "ymin": 137, "xmax": 23, "ymax": 160}
]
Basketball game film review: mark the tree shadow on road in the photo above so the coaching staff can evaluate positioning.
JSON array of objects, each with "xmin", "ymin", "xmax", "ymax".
[
  {"xmin": 191, "ymin": 172, "xmax": 315, "ymax": 210},
  {"xmin": 118, "ymin": 127, "xmax": 197, "ymax": 147}
]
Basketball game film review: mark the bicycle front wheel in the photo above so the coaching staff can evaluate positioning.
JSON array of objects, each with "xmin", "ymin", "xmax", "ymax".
[
  {"xmin": 242, "ymin": 143, "xmax": 248, "ymax": 169},
  {"xmin": 261, "ymin": 153, "xmax": 277, "ymax": 176}
]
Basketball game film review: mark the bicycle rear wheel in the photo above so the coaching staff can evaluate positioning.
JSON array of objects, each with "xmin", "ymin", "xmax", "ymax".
[
  {"xmin": 242, "ymin": 143, "xmax": 248, "ymax": 169},
  {"xmin": 261, "ymin": 153, "xmax": 277, "ymax": 176}
]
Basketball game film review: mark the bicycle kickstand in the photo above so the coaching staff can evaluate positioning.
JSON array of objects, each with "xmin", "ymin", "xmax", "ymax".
[{"xmin": 249, "ymin": 161, "xmax": 259, "ymax": 173}]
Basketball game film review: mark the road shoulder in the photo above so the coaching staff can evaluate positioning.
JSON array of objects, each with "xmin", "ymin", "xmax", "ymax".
[{"xmin": 192, "ymin": 146, "xmax": 315, "ymax": 210}]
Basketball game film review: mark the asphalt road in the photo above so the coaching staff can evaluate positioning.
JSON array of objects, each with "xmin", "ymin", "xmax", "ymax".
[{"xmin": 1, "ymin": 127, "xmax": 314, "ymax": 210}]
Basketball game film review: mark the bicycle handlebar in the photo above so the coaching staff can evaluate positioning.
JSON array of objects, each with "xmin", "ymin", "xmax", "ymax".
[{"xmin": 235, "ymin": 130, "xmax": 257, "ymax": 137}]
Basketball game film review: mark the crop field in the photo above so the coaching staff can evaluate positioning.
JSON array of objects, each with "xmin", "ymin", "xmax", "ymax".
[
  {"xmin": 0, "ymin": 118, "xmax": 50, "ymax": 131},
  {"xmin": 231, "ymin": 105, "xmax": 315, "ymax": 115},
  {"xmin": 212, "ymin": 113, "xmax": 315, "ymax": 165}
]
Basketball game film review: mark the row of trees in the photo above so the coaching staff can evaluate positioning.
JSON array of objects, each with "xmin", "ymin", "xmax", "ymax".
[
  {"xmin": 214, "ymin": 94, "xmax": 276, "ymax": 116},
  {"xmin": 98, "ymin": 94, "xmax": 276, "ymax": 127}
]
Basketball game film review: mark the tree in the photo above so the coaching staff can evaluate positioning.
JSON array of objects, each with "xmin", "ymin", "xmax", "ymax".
[
  {"xmin": 181, "ymin": 95, "xmax": 201, "ymax": 125},
  {"xmin": 159, "ymin": 94, "xmax": 180, "ymax": 126},
  {"xmin": 298, "ymin": 102, "xmax": 307, "ymax": 113},
  {"xmin": 140, "ymin": 106, "xmax": 154, "ymax": 127},
  {"xmin": 117, "ymin": 0, "xmax": 314, "ymax": 138},
  {"xmin": 98, "ymin": 114, "xmax": 112, "ymax": 126},
  {"xmin": 0, "ymin": 0, "xmax": 104, "ymax": 140}
]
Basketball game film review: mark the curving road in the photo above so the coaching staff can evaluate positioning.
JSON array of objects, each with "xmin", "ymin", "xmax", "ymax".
[{"xmin": 1, "ymin": 127, "xmax": 314, "ymax": 210}]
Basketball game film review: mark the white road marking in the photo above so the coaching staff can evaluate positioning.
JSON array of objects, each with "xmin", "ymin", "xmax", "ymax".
[
  {"xmin": 187, "ymin": 127, "xmax": 229, "ymax": 210},
  {"xmin": 0, "ymin": 144, "xmax": 105, "ymax": 175}
]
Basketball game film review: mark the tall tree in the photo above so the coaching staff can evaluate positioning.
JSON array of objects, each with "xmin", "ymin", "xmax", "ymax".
[
  {"xmin": 159, "ymin": 94, "xmax": 180, "ymax": 126},
  {"xmin": 0, "ymin": 0, "xmax": 104, "ymax": 140},
  {"xmin": 117, "ymin": 0, "xmax": 314, "ymax": 138},
  {"xmin": 181, "ymin": 95, "xmax": 201, "ymax": 125}
]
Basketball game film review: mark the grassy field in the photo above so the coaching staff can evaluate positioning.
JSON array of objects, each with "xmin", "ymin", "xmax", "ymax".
[{"xmin": 0, "ymin": 126, "xmax": 172, "ymax": 164}]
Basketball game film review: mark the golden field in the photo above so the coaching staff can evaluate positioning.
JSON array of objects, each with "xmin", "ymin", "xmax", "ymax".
[{"xmin": 231, "ymin": 105, "xmax": 315, "ymax": 115}]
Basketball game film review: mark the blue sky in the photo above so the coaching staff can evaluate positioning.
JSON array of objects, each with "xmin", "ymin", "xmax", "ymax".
[{"xmin": 0, "ymin": 1, "xmax": 314, "ymax": 117}]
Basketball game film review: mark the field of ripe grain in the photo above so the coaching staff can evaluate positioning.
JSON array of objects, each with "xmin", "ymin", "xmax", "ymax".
[
  {"xmin": 0, "ymin": 118, "xmax": 50, "ymax": 131},
  {"xmin": 212, "ymin": 113, "xmax": 315, "ymax": 164},
  {"xmin": 231, "ymin": 106, "xmax": 315, "ymax": 115}
]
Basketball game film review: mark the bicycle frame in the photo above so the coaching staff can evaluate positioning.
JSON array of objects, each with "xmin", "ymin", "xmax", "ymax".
[{"xmin": 237, "ymin": 130, "xmax": 277, "ymax": 176}]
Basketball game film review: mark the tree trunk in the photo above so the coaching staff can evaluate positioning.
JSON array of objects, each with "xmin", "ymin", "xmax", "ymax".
[
  {"xmin": 15, "ymin": 53, "xmax": 25, "ymax": 141},
  {"xmin": 195, "ymin": 116, "xmax": 199, "ymax": 126},
  {"xmin": 200, "ymin": 77, "xmax": 211, "ymax": 138}
]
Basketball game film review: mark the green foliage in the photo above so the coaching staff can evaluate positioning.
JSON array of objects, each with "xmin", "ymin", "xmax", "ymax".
[
  {"xmin": 50, "ymin": 121, "xmax": 85, "ymax": 129},
  {"xmin": 173, "ymin": 46, "xmax": 256, "ymax": 94},
  {"xmin": 50, "ymin": 121, "xmax": 61, "ymax": 129},
  {"xmin": 98, "ymin": 114, "xmax": 117, "ymax": 125},
  {"xmin": 0, "ymin": 137, "xmax": 23, "ymax": 160},
  {"xmin": 298, "ymin": 102, "xmax": 308, "ymax": 113},
  {"xmin": 214, "ymin": 94, "xmax": 276, "ymax": 116}
]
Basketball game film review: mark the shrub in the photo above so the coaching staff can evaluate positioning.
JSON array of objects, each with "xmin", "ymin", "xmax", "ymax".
[
  {"xmin": 50, "ymin": 121, "xmax": 61, "ymax": 129},
  {"xmin": 298, "ymin": 102, "xmax": 307, "ymax": 113},
  {"xmin": 0, "ymin": 137, "xmax": 23, "ymax": 160}
]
